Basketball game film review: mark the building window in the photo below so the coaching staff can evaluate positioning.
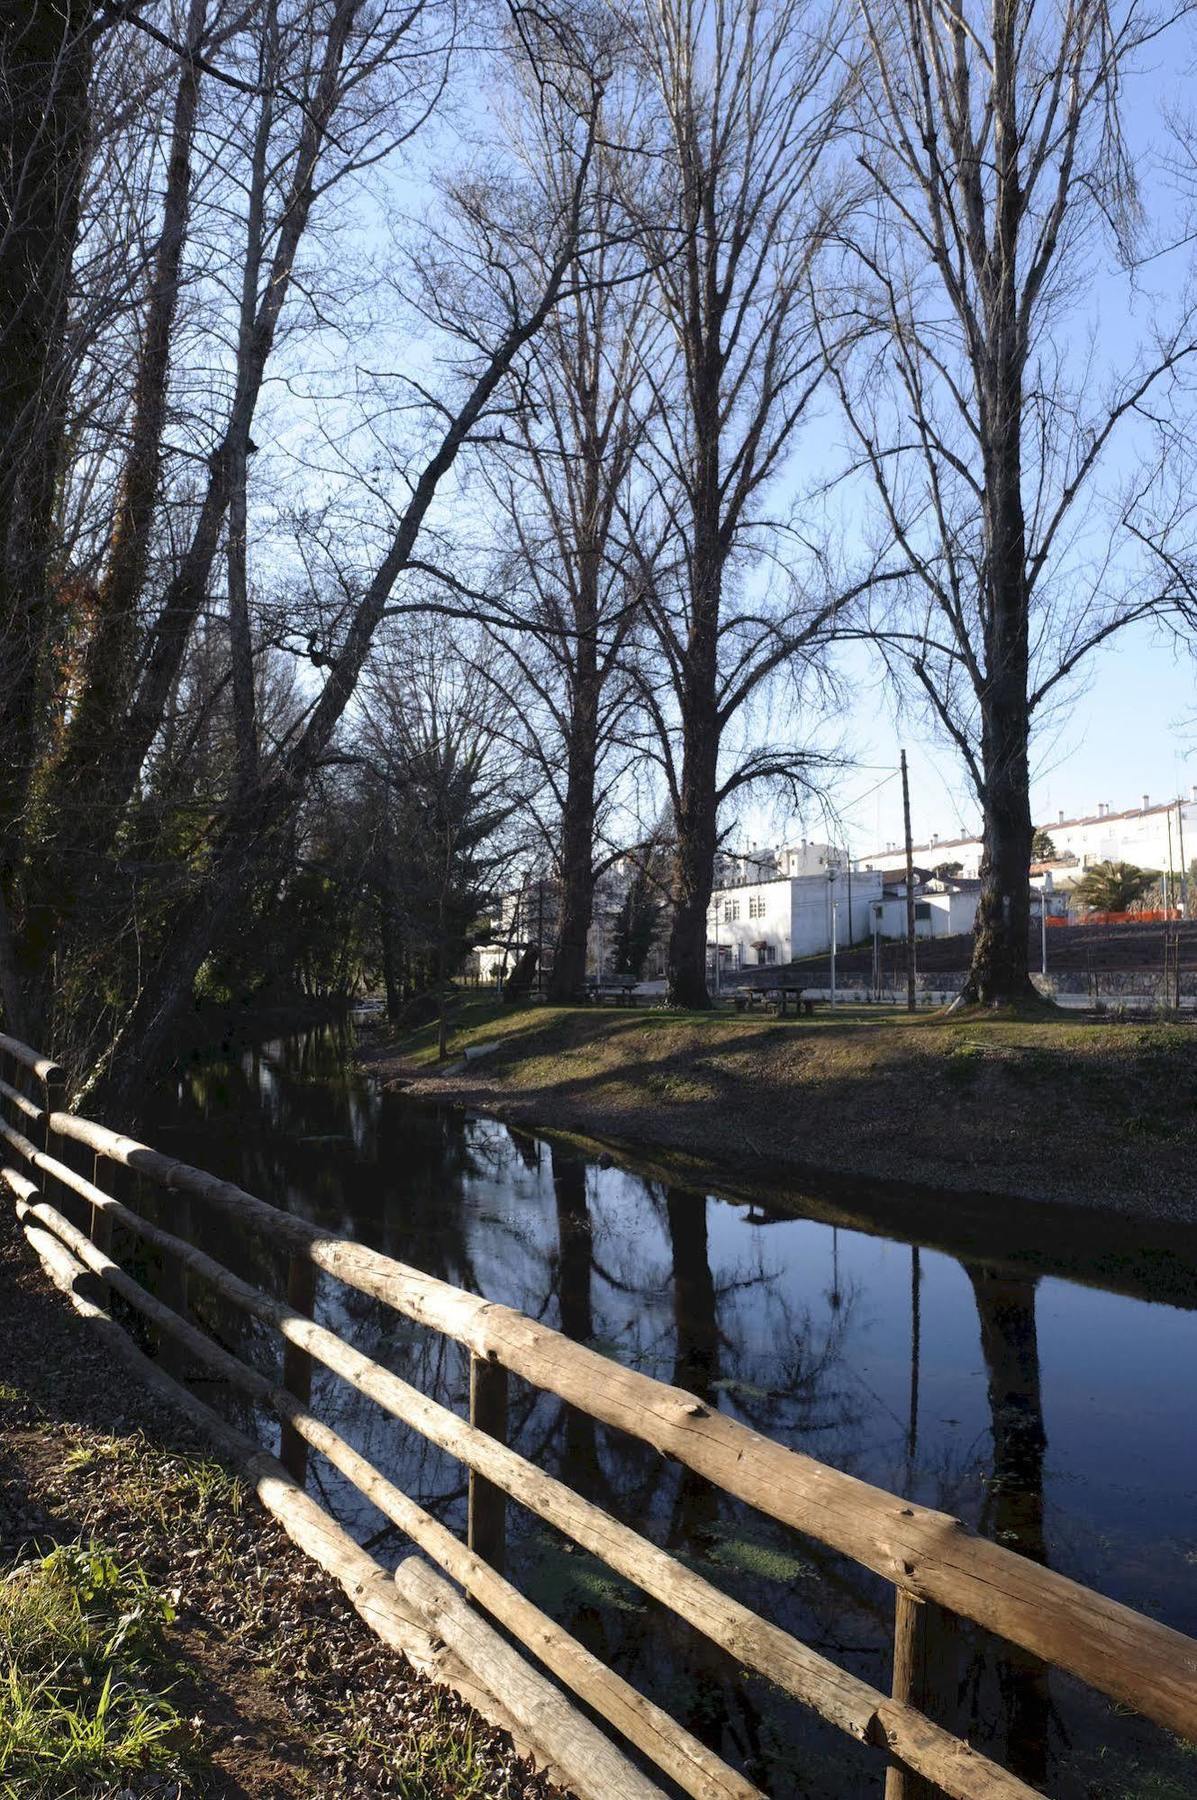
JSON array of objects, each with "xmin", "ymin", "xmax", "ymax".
[
  {"xmin": 748, "ymin": 894, "xmax": 765, "ymax": 919},
  {"xmin": 723, "ymin": 899, "xmax": 740, "ymax": 922},
  {"xmin": 758, "ymin": 944, "xmax": 776, "ymax": 964},
  {"xmin": 914, "ymin": 902, "xmax": 932, "ymax": 921}
]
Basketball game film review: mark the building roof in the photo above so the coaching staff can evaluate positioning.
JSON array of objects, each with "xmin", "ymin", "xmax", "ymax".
[{"xmin": 856, "ymin": 795, "xmax": 1193, "ymax": 865}]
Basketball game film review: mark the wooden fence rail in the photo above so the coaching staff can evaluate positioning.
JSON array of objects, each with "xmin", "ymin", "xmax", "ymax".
[{"xmin": 1, "ymin": 1029, "xmax": 1195, "ymax": 1800}]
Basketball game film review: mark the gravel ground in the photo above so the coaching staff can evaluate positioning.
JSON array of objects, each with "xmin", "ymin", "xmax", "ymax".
[{"xmin": 0, "ymin": 1205, "xmax": 568, "ymax": 1799}]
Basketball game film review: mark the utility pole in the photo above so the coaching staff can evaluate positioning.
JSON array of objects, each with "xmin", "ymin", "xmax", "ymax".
[
  {"xmin": 1178, "ymin": 796, "xmax": 1188, "ymax": 921},
  {"xmin": 1167, "ymin": 810, "xmax": 1176, "ymax": 918},
  {"xmin": 900, "ymin": 749, "xmax": 916, "ymax": 1012}
]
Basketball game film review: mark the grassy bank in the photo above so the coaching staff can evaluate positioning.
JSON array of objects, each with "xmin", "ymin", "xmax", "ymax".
[{"xmin": 365, "ymin": 999, "xmax": 1197, "ymax": 1222}]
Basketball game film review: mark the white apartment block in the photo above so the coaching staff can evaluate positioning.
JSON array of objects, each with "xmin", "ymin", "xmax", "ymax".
[
  {"xmin": 707, "ymin": 866, "xmax": 884, "ymax": 976},
  {"xmin": 854, "ymin": 791, "xmax": 1197, "ymax": 889}
]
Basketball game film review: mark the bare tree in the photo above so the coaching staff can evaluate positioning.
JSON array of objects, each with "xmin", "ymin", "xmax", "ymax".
[
  {"xmin": 622, "ymin": 0, "xmax": 859, "ymax": 1007},
  {"xmin": 353, "ymin": 619, "xmax": 525, "ymax": 1051},
  {"xmin": 85, "ymin": 5, "xmax": 618, "ymax": 1102},
  {"xmin": 475, "ymin": 161, "xmax": 653, "ymax": 1000},
  {"xmin": 0, "ymin": 0, "xmax": 96, "ymax": 1012},
  {"xmin": 835, "ymin": 0, "xmax": 1197, "ymax": 1004}
]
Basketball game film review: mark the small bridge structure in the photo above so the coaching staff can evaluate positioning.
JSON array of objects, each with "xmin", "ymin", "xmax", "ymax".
[{"xmin": 1, "ymin": 1029, "xmax": 1195, "ymax": 1799}]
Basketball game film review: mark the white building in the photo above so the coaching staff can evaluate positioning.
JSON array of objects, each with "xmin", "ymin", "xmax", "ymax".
[
  {"xmin": 870, "ymin": 876, "xmax": 983, "ymax": 941},
  {"xmin": 707, "ymin": 867, "xmax": 883, "ymax": 976},
  {"xmin": 854, "ymin": 791, "xmax": 1197, "ymax": 891},
  {"xmin": 713, "ymin": 839, "xmax": 843, "ymax": 887}
]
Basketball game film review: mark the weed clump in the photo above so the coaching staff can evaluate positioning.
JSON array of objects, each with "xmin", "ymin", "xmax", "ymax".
[{"xmin": 0, "ymin": 1541, "xmax": 194, "ymax": 1796}]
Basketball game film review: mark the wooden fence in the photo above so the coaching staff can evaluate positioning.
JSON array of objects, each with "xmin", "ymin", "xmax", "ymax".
[{"xmin": 1, "ymin": 1029, "xmax": 1195, "ymax": 1800}]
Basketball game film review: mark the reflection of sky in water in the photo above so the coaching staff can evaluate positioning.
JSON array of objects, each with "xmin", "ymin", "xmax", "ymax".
[{"xmin": 150, "ymin": 1030, "xmax": 1197, "ymax": 1798}]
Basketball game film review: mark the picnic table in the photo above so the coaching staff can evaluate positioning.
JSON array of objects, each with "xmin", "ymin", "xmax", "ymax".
[
  {"xmin": 584, "ymin": 982, "xmax": 641, "ymax": 1006},
  {"xmin": 732, "ymin": 983, "xmax": 815, "ymax": 1016}
]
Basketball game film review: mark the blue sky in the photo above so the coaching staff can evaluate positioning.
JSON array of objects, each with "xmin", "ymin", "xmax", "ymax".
[
  {"xmin": 819, "ymin": 621, "xmax": 1196, "ymax": 858},
  {"xmin": 332, "ymin": 23, "xmax": 1197, "ymax": 866},
  {"xmin": 739, "ymin": 34, "xmax": 1197, "ymax": 862}
]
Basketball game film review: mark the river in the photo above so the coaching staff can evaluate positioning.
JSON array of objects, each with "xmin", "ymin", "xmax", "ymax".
[{"xmin": 140, "ymin": 1023, "xmax": 1197, "ymax": 1799}]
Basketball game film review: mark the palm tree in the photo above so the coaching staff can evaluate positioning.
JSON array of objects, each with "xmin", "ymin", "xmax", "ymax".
[{"xmin": 1073, "ymin": 861, "xmax": 1159, "ymax": 913}]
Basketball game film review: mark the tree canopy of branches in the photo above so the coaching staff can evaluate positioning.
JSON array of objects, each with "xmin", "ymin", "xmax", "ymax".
[
  {"xmin": 4, "ymin": 0, "xmax": 1197, "ymax": 1089},
  {"xmin": 623, "ymin": 0, "xmax": 865, "ymax": 1007},
  {"xmin": 0, "ymin": 0, "xmax": 619, "ymax": 1098},
  {"xmin": 467, "ymin": 61, "xmax": 652, "ymax": 1002}
]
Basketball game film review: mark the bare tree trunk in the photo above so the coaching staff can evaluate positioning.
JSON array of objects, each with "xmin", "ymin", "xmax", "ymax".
[
  {"xmin": 962, "ymin": 10, "xmax": 1037, "ymax": 1009},
  {"xmin": 227, "ymin": 0, "xmax": 277, "ymax": 803},
  {"xmin": 61, "ymin": 0, "xmax": 362, "ymax": 880},
  {"xmin": 547, "ymin": 643, "xmax": 599, "ymax": 1001},
  {"xmin": 49, "ymin": 0, "xmax": 209, "ymax": 813},
  {"xmin": 666, "ymin": 534, "xmax": 720, "ymax": 1009},
  {"xmin": 968, "ymin": 679, "xmax": 1035, "ymax": 1004},
  {"xmin": 0, "ymin": 0, "xmax": 93, "ymax": 853}
]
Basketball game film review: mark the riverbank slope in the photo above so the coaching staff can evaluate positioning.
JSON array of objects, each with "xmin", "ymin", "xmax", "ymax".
[{"xmin": 365, "ymin": 1002, "xmax": 1197, "ymax": 1223}]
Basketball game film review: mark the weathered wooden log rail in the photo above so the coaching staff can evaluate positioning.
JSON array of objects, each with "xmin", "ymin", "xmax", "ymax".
[{"xmin": 1, "ymin": 1031, "xmax": 1194, "ymax": 1800}]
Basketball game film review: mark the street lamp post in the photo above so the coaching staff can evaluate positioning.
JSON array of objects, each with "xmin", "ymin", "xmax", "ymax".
[
  {"xmin": 828, "ymin": 868, "xmax": 838, "ymax": 1009},
  {"xmin": 1040, "ymin": 871, "xmax": 1053, "ymax": 980}
]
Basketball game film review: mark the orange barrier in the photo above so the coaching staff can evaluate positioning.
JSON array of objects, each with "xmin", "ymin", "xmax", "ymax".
[{"xmin": 1074, "ymin": 909, "xmax": 1181, "ymax": 926}]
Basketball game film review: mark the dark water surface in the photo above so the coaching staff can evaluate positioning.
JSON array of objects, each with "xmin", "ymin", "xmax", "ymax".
[{"xmin": 141, "ymin": 1025, "xmax": 1197, "ymax": 1799}]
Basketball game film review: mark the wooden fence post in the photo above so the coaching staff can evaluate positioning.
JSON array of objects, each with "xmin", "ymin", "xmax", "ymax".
[
  {"xmin": 41, "ymin": 1065, "xmax": 66, "ymax": 1155},
  {"xmin": 86, "ymin": 1152, "xmax": 113, "ymax": 1309},
  {"xmin": 280, "ymin": 1252, "xmax": 316, "ymax": 1486},
  {"xmin": 158, "ymin": 1188, "xmax": 191, "ymax": 1379},
  {"xmin": 884, "ymin": 1590, "xmax": 957, "ymax": 1800},
  {"xmin": 41, "ymin": 1064, "xmax": 68, "ymax": 1219},
  {"xmin": 468, "ymin": 1352, "xmax": 508, "ymax": 1575}
]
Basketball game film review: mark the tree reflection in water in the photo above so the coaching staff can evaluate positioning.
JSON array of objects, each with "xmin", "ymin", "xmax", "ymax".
[{"xmin": 964, "ymin": 1265, "xmax": 1051, "ymax": 1787}]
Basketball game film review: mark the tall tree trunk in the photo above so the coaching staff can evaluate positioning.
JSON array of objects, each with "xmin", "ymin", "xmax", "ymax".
[
  {"xmin": 19, "ymin": 0, "xmax": 207, "ymax": 1010},
  {"xmin": 963, "ymin": 13, "xmax": 1037, "ymax": 1009},
  {"xmin": 50, "ymin": 0, "xmax": 208, "ymax": 811},
  {"xmin": 666, "ymin": 394, "xmax": 722, "ymax": 1010},
  {"xmin": 666, "ymin": 616, "xmax": 719, "ymax": 1008},
  {"xmin": 0, "ymin": 0, "xmax": 93, "ymax": 858},
  {"xmin": 546, "ymin": 397, "xmax": 608, "ymax": 1003},
  {"xmin": 966, "ymin": 670, "xmax": 1035, "ymax": 1005},
  {"xmin": 547, "ymin": 661, "xmax": 598, "ymax": 1001}
]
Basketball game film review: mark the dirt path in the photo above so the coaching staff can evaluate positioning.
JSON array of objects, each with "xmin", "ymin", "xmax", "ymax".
[{"xmin": 0, "ymin": 1205, "xmax": 564, "ymax": 1798}]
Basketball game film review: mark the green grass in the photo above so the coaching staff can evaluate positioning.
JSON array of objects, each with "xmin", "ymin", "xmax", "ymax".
[
  {"xmin": 383, "ymin": 992, "xmax": 932, "ymax": 1071},
  {"xmin": 0, "ymin": 1542, "xmax": 196, "ymax": 1798},
  {"xmin": 384, "ymin": 986, "xmax": 1193, "ymax": 1069}
]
